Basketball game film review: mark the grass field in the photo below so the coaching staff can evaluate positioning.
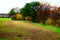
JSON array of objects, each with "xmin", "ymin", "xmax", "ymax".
[
  {"xmin": 21, "ymin": 20, "xmax": 60, "ymax": 34},
  {"xmin": 32, "ymin": 23, "xmax": 60, "ymax": 33},
  {"xmin": 0, "ymin": 18, "xmax": 60, "ymax": 33},
  {"xmin": 0, "ymin": 18, "xmax": 60, "ymax": 40},
  {"xmin": 0, "ymin": 18, "xmax": 11, "ymax": 20}
]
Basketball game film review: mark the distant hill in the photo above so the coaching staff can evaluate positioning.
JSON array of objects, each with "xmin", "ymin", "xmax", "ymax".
[{"xmin": 0, "ymin": 13, "xmax": 8, "ymax": 17}]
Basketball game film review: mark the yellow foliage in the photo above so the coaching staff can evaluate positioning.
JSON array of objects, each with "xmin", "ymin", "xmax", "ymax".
[
  {"xmin": 46, "ymin": 18, "xmax": 55, "ymax": 26},
  {"xmin": 16, "ymin": 13, "xmax": 23, "ymax": 20}
]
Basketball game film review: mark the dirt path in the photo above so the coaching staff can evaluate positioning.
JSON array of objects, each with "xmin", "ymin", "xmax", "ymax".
[{"xmin": 0, "ymin": 21, "xmax": 60, "ymax": 40}]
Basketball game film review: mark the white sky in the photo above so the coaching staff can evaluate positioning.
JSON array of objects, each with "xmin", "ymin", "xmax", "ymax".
[{"xmin": 0, "ymin": 0, "xmax": 60, "ymax": 13}]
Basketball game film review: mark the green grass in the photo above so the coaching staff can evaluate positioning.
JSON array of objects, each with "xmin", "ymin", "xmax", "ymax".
[
  {"xmin": 21, "ymin": 20, "xmax": 60, "ymax": 34},
  {"xmin": 0, "ymin": 18, "xmax": 60, "ymax": 40},
  {"xmin": 33, "ymin": 23, "xmax": 60, "ymax": 33},
  {"xmin": 0, "ymin": 18, "xmax": 11, "ymax": 21},
  {"xmin": 0, "ymin": 37, "xmax": 11, "ymax": 40},
  {"xmin": 0, "ymin": 18, "xmax": 60, "ymax": 34}
]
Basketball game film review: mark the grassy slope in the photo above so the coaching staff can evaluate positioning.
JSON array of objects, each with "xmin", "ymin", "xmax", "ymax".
[
  {"xmin": 0, "ymin": 18, "xmax": 12, "ymax": 40},
  {"xmin": 0, "ymin": 18, "xmax": 60, "ymax": 40},
  {"xmin": 0, "ymin": 18, "xmax": 60, "ymax": 34},
  {"xmin": 21, "ymin": 20, "xmax": 60, "ymax": 34},
  {"xmin": 32, "ymin": 23, "xmax": 60, "ymax": 34}
]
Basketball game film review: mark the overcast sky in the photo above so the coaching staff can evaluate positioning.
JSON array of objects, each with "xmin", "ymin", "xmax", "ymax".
[{"xmin": 0, "ymin": 0, "xmax": 60, "ymax": 13}]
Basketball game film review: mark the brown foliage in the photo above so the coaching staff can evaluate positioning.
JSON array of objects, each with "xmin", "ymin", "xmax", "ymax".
[
  {"xmin": 57, "ymin": 19, "xmax": 60, "ymax": 27},
  {"xmin": 25, "ymin": 16, "xmax": 32, "ymax": 21}
]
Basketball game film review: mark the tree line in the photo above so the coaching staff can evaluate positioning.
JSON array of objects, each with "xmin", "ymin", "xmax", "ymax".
[{"xmin": 8, "ymin": 2, "xmax": 60, "ymax": 27}]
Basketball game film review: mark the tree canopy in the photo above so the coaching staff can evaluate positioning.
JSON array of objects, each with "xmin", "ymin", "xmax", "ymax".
[
  {"xmin": 20, "ymin": 2, "xmax": 39, "ymax": 17},
  {"xmin": 8, "ymin": 8, "xmax": 16, "ymax": 16}
]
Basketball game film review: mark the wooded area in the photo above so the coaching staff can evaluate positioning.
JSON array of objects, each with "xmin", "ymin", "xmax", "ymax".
[{"xmin": 8, "ymin": 2, "xmax": 60, "ymax": 27}]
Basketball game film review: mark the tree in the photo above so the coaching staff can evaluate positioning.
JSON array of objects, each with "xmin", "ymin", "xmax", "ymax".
[
  {"xmin": 8, "ymin": 8, "xmax": 20, "ymax": 20},
  {"xmin": 20, "ymin": 8, "xmax": 27, "ymax": 20},
  {"xmin": 41, "ymin": 4, "xmax": 50, "ymax": 25},
  {"xmin": 8, "ymin": 8, "xmax": 16, "ymax": 16},
  {"xmin": 34, "ymin": 3, "xmax": 50, "ymax": 24},
  {"xmin": 20, "ymin": 2, "xmax": 39, "ymax": 20},
  {"xmin": 8, "ymin": 8, "xmax": 16, "ymax": 20}
]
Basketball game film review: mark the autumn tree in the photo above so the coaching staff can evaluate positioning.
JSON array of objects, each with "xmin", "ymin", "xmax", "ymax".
[
  {"xmin": 34, "ymin": 3, "xmax": 50, "ymax": 24},
  {"xmin": 16, "ymin": 13, "xmax": 23, "ymax": 20}
]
